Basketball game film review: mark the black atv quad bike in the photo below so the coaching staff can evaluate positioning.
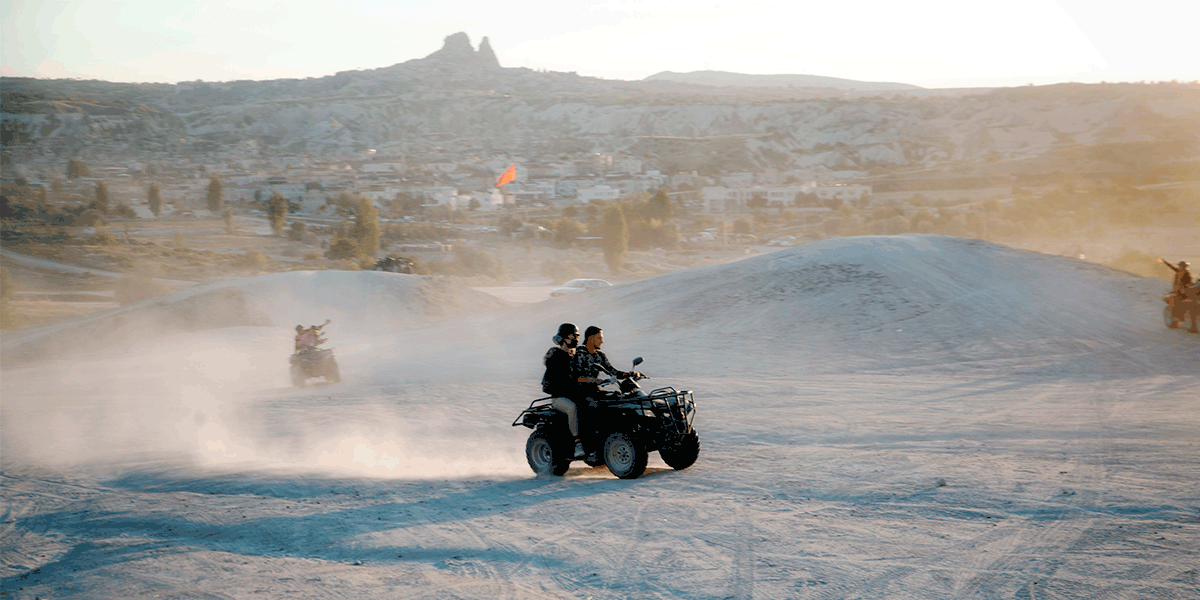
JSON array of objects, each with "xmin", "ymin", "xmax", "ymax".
[
  {"xmin": 289, "ymin": 348, "xmax": 340, "ymax": 387},
  {"xmin": 512, "ymin": 357, "xmax": 700, "ymax": 479}
]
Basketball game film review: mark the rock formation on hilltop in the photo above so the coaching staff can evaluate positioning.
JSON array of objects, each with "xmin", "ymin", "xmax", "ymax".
[
  {"xmin": 478, "ymin": 36, "xmax": 500, "ymax": 69},
  {"xmin": 2, "ymin": 36, "xmax": 1199, "ymax": 170},
  {"xmin": 418, "ymin": 32, "xmax": 501, "ymax": 69}
]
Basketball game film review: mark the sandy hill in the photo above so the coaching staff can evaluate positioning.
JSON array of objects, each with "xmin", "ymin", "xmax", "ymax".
[
  {"xmin": 5, "ymin": 235, "xmax": 1187, "ymax": 378},
  {"xmin": 371, "ymin": 235, "xmax": 1192, "ymax": 387}
]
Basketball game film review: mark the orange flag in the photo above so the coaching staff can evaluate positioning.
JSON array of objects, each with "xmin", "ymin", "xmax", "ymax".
[{"xmin": 496, "ymin": 164, "xmax": 516, "ymax": 187}]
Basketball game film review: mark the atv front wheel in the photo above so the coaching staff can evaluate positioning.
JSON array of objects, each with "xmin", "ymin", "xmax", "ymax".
[
  {"xmin": 604, "ymin": 431, "xmax": 648, "ymax": 479},
  {"xmin": 325, "ymin": 359, "xmax": 341, "ymax": 383},
  {"xmin": 660, "ymin": 431, "xmax": 700, "ymax": 470},
  {"xmin": 1163, "ymin": 304, "xmax": 1176, "ymax": 329},
  {"xmin": 526, "ymin": 429, "xmax": 571, "ymax": 476},
  {"xmin": 290, "ymin": 364, "xmax": 306, "ymax": 388}
]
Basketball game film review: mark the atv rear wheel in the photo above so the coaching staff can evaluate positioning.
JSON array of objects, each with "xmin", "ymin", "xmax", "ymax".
[
  {"xmin": 290, "ymin": 364, "xmax": 306, "ymax": 388},
  {"xmin": 526, "ymin": 429, "xmax": 571, "ymax": 476},
  {"xmin": 604, "ymin": 431, "xmax": 648, "ymax": 479},
  {"xmin": 660, "ymin": 431, "xmax": 700, "ymax": 470}
]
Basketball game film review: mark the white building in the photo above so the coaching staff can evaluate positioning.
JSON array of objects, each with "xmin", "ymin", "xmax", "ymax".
[
  {"xmin": 423, "ymin": 186, "xmax": 460, "ymax": 208},
  {"xmin": 702, "ymin": 185, "xmax": 804, "ymax": 212},
  {"xmin": 525, "ymin": 180, "xmax": 557, "ymax": 199},
  {"xmin": 577, "ymin": 184, "xmax": 621, "ymax": 203},
  {"xmin": 556, "ymin": 177, "xmax": 596, "ymax": 198},
  {"xmin": 813, "ymin": 184, "xmax": 872, "ymax": 203},
  {"xmin": 466, "ymin": 189, "xmax": 506, "ymax": 211},
  {"xmin": 614, "ymin": 156, "xmax": 643, "ymax": 174}
]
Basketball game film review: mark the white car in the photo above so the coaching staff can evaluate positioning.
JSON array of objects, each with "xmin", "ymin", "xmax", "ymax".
[{"xmin": 549, "ymin": 278, "xmax": 612, "ymax": 297}]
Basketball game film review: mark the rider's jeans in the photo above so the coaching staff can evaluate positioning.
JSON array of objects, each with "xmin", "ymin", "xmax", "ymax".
[{"xmin": 551, "ymin": 397, "xmax": 579, "ymax": 438}]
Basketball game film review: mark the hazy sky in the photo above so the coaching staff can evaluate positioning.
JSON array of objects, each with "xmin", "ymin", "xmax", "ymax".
[{"xmin": 3, "ymin": 0, "xmax": 1197, "ymax": 88}]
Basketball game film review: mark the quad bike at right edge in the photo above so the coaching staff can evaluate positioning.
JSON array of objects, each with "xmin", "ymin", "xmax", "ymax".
[
  {"xmin": 512, "ymin": 357, "xmax": 700, "ymax": 479},
  {"xmin": 1162, "ymin": 283, "xmax": 1200, "ymax": 333}
]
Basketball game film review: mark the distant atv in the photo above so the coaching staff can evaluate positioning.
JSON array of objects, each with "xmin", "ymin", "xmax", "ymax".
[
  {"xmin": 512, "ymin": 357, "xmax": 700, "ymax": 479},
  {"xmin": 373, "ymin": 256, "xmax": 414, "ymax": 273},
  {"xmin": 290, "ymin": 348, "xmax": 340, "ymax": 387},
  {"xmin": 1162, "ymin": 282, "xmax": 1200, "ymax": 333}
]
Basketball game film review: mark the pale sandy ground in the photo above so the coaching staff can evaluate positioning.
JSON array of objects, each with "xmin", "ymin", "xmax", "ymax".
[{"xmin": 1, "ymin": 234, "xmax": 1197, "ymax": 599}]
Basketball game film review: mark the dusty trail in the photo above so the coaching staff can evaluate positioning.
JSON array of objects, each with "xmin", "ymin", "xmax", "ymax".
[{"xmin": 2, "ymin": 235, "xmax": 1197, "ymax": 599}]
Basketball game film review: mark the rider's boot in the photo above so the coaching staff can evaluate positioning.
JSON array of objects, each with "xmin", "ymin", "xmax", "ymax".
[{"xmin": 573, "ymin": 439, "xmax": 585, "ymax": 459}]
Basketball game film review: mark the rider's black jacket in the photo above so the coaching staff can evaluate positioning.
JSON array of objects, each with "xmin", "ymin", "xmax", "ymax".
[{"xmin": 541, "ymin": 346, "xmax": 577, "ymax": 398}]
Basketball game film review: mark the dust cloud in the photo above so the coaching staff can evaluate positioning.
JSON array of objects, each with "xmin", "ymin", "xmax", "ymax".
[{"xmin": 1, "ymin": 273, "xmax": 526, "ymax": 480}]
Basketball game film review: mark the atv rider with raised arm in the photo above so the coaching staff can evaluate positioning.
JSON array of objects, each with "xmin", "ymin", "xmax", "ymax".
[
  {"xmin": 294, "ymin": 319, "xmax": 330, "ymax": 352},
  {"xmin": 1160, "ymin": 259, "xmax": 1196, "ymax": 330},
  {"xmin": 1161, "ymin": 259, "xmax": 1194, "ymax": 294}
]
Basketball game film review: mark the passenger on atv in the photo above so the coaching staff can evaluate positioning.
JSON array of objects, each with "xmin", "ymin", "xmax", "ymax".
[
  {"xmin": 542, "ymin": 323, "xmax": 585, "ymax": 459},
  {"xmin": 294, "ymin": 319, "xmax": 330, "ymax": 353}
]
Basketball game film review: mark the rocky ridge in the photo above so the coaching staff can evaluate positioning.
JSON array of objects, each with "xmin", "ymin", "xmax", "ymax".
[{"xmin": 3, "ymin": 33, "xmax": 1199, "ymax": 171}]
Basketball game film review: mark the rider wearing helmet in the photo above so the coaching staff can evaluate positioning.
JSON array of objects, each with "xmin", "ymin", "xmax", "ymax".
[
  {"xmin": 294, "ymin": 320, "xmax": 330, "ymax": 353},
  {"xmin": 542, "ymin": 323, "xmax": 585, "ymax": 458}
]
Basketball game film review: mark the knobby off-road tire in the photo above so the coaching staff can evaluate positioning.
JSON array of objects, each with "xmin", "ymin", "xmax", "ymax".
[
  {"xmin": 290, "ymin": 364, "xmax": 306, "ymax": 388},
  {"xmin": 325, "ymin": 358, "xmax": 341, "ymax": 383},
  {"xmin": 526, "ymin": 429, "xmax": 571, "ymax": 476},
  {"xmin": 1163, "ymin": 304, "xmax": 1176, "ymax": 329},
  {"xmin": 604, "ymin": 431, "xmax": 648, "ymax": 479},
  {"xmin": 659, "ymin": 431, "xmax": 700, "ymax": 471}
]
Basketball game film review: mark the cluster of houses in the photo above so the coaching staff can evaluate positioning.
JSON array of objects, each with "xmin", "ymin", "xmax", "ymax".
[{"xmin": 6, "ymin": 151, "xmax": 871, "ymax": 216}]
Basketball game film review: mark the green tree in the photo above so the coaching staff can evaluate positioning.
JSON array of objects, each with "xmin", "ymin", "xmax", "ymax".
[
  {"xmin": 67, "ymin": 157, "xmax": 90, "ymax": 179},
  {"xmin": 147, "ymin": 182, "xmax": 162, "ymax": 217},
  {"xmin": 351, "ymin": 196, "xmax": 380, "ymax": 259},
  {"xmin": 553, "ymin": 217, "xmax": 586, "ymax": 246},
  {"xmin": 391, "ymin": 192, "xmax": 422, "ymax": 216},
  {"xmin": 92, "ymin": 182, "xmax": 110, "ymax": 215},
  {"xmin": 468, "ymin": 197, "xmax": 481, "ymax": 212},
  {"xmin": 289, "ymin": 221, "xmax": 308, "ymax": 242},
  {"xmin": 113, "ymin": 203, "xmax": 137, "ymax": 218},
  {"xmin": 647, "ymin": 188, "xmax": 675, "ymax": 220},
  {"xmin": 603, "ymin": 204, "xmax": 628, "ymax": 274},
  {"xmin": 206, "ymin": 176, "xmax": 224, "ymax": 213},
  {"xmin": 326, "ymin": 236, "xmax": 360, "ymax": 260},
  {"xmin": 267, "ymin": 191, "xmax": 287, "ymax": 235}
]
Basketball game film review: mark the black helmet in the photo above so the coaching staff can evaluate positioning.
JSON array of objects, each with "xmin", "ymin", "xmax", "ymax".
[{"xmin": 553, "ymin": 322, "xmax": 579, "ymax": 347}]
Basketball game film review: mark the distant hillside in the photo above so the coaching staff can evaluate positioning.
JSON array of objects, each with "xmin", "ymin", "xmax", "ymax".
[
  {"xmin": 645, "ymin": 70, "xmax": 923, "ymax": 91},
  {"xmin": 3, "ymin": 32, "xmax": 1200, "ymax": 176}
]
